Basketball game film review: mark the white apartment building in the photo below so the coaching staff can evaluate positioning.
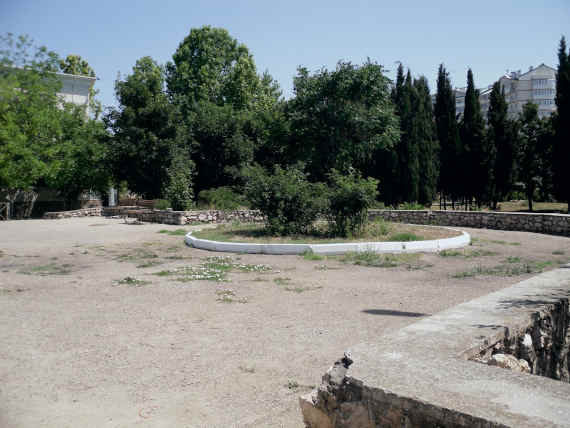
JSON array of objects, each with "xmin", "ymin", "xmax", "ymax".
[
  {"xmin": 55, "ymin": 71, "xmax": 96, "ymax": 114},
  {"xmin": 453, "ymin": 63, "xmax": 556, "ymax": 120}
]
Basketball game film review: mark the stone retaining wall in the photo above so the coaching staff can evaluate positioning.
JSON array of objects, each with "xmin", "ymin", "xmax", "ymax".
[
  {"xmin": 43, "ymin": 207, "xmax": 102, "ymax": 219},
  {"xmin": 370, "ymin": 209, "xmax": 570, "ymax": 236},
  {"xmin": 45, "ymin": 206, "xmax": 570, "ymax": 236},
  {"xmin": 102, "ymin": 207, "xmax": 263, "ymax": 225}
]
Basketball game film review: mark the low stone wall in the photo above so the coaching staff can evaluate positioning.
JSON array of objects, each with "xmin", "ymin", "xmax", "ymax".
[
  {"xmin": 370, "ymin": 209, "xmax": 570, "ymax": 236},
  {"xmin": 102, "ymin": 207, "xmax": 264, "ymax": 225},
  {"xmin": 300, "ymin": 266, "xmax": 570, "ymax": 427},
  {"xmin": 43, "ymin": 207, "xmax": 103, "ymax": 219}
]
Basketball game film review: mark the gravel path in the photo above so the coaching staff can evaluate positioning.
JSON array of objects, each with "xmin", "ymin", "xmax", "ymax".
[{"xmin": 0, "ymin": 217, "xmax": 568, "ymax": 427}]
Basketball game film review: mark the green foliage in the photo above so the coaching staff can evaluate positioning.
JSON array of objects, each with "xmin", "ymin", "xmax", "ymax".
[
  {"xmin": 154, "ymin": 199, "xmax": 171, "ymax": 210},
  {"xmin": 326, "ymin": 169, "xmax": 379, "ymax": 237},
  {"xmin": 487, "ymin": 82, "xmax": 516, "ymax": 208},
  {"xmin": 164, "ymin": 147, "xmax": 194, "ymax": 211},
  {"xmin": 288, "ymin": 60, "xmax": 399, "ymax": 182},
  {"xmin": 105, "ymin": 56, "xmax": 178, "ymax": 198},
  {"xmin": 166, "ymin": 26, "xmax": 261, "ymax": 111},
  {"xmin": 554, "ymin": 36, "xmax": 570, "ymax": 207},
  {"xmin": 460, "ymin": 69, "xmax": 487, "ymax": 205},
  {"xmin": 243, "ymin": 165, "xmax": 327, "ymax": 235},
  {"xmin": 197, "ymin": 186, "xmax": 245, "ymax": 210},
  {"xmin": 398, "ymin": 202, "xmax": 425, "ymax": 210},
  {"xmin": 189, "ymin": 102, "xmax": 254, "ymax": 193},
  {"xmin": 517, "ymin": 102, "xmax": 545, "ymax": 211},
  {"xmin": 435, "ymin": 64, "xmax": 463, "ymax": 205}
]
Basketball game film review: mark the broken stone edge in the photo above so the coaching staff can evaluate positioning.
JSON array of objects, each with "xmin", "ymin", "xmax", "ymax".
[
  {"xmin": 300, "ymin": 267, "xmax": 570, "ymax": 428},
  {"xmin": 184, "ymin": 225, "xmax": 470, "ymax": 255}
]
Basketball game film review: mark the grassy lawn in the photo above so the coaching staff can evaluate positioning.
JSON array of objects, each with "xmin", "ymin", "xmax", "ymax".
[{"xmin": 191, "ymin": 220, "xmax": 459, "ymax": 244}]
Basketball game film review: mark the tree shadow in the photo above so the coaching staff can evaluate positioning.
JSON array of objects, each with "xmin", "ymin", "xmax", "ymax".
[{"xmin": 362, "ymin": 309, "xmax": 427, "ymax": 317}]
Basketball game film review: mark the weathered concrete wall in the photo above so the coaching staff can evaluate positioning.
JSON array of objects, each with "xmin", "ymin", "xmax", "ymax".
[
  {"xmin": 469, "ymin": 299, "xmax": 570, "ymax": 382},
  {"xmin": 301, "ymin": 267, "xmax": 570, "ymax": 428},
  {"xmin": 43, "ymin": 207, "xmax": 102, "ymax": 219},
  {"xmin": 102, "ymin": 207, "xmax": 264, "ymax": 225},
  {"xmin": 370, "ymin": 210, "xmax": 570, "ymax": 237}
]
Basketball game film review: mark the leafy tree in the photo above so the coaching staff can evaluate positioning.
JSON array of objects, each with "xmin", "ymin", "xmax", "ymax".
[
  {"xmin": 412, "ymin": 76, "xmax": 438, "ymax": 206},
  {"xmin": 553, "ymin": 36, "xmax": 570, "ymax": 209},
  {"xmin": 164, "ymin": 147, "xmax": 194, "ymax": 210},
  {"xmin": 104, "ymin": 56, "xmax": 177, "ymax": 198},
  {"xmin": 487, "ymin": 82, "xmax": 516, "ymax": 209},
  {"xmin": 288, "ymin": 60, "xmax": 399, "ymax": 182},
  {"xmin": 243, "ymin": 164, "xmax": 328, "ymax": 235},
  {"xmin": 517, "ymin": 102, "xmax": 543, "ymax": 211},
  {"xmin": 47, "ymin": 104, "xmax": 110, "ymax": 205},
  {"xmin": 460, "ymin": 69, "xmax": 486, "ymax": 207},
  {"xmin": 59, "ymin": 54, "xmax": 95, "ymax": 76},
  {"xmin": 189, "ymin": 102, "xmax": 255, "ymax": 193},
  {"xmin": 166, "ymin": 26, "xmax": 259, "ymax": 112},
  {"xmin": 0, "ymin": 34, "xmax": 62, "ymax": 215},
  {"xmin": 327, "ymin": 169, "xmax": 378, "ymax": 237},
  {"xmin": 434, "ymin": 64, "xmax": 462, "ymax": 208}
]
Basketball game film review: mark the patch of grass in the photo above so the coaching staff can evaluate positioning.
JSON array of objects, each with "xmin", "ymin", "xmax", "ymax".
[
  {"xmin": 439, "ymin": 250, "xmax": 462, "ymax": 257},
  {"xmin": 115, "ymin": 276, "xmax": 150, "ymax": 286},
  {"xmin": 157, "ymin": 229, "xmax": 188, "ymax": 236},
  {"xmin": 301, "ymin": 249, "xmax": 324, "ymax": 261},
  {"xmin": 274, "ymin": 277, "xmax": 291, "ymax": 285},
  {"xmin": 505, "ymin": 256, "xmax": 521, "ymax": 263},
  {"xmin": 136, "ymin": 261, "xmax": 163, "ymax": 268},
  {"xmin": 116, "ymin": 248, "xmax": 159, "ymax": 263},
  {"xmin": 233, "ymin": 263, "xmax": 273, "ymax": 272},
  {"xmin": 252, "ymin": 277, "xmax": 268, "ymax": 282},
  {"xmin": 238, "ymin": 365, "xmax": 255, "ymax": 373},
  {"xmin": 388, "ymin": 232, "xmax": 423, "ymax": 242},
  {"xmin": 552, "ymin": 250, "xmax": 565, "ymax": 255},
  {"xmin": 152, "ymin": 270, "xmax": 174, "ymax": 276},
  {"xmin": 341, "ymin": 251, "xmax": 422, "ymax": 269},
  {"xmin": 285, "ymin": 286, "xmax": 308, "ymax": 293},
  {"xmin": 216, "ymin": 289, "xmax": 247, "ymax": 303},
  {"xmin": 465, "ymin": 249, "xmax": 498, "ymax": 258},
  {"xmin": 18, "ymin": 263, "xmax": 72, "ymax": 276},
  {"xmin": 452, "ymin": 259, "xmax": 556, "ymax": 279}
]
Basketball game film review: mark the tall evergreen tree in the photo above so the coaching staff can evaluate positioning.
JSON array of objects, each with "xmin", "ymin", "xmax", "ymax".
[
  {"xmin": 393, "ymin": 70, "xmax": 419, "ymax": 203},
  {"xmin": 412, "ymin": 76, "xmax": 439, "ymax": 206},
  {"xmin": 553, "ymin": 36, "xmax": 570, "ymax": 209},
  {"xmin": 517, "ymin": 102, "xmax": 544, "ymax": 212},
  {"xmin": 486, "ymin": 81, "xmax": 515, "ymax": 209},
  {"xmin": 460, "ymin": 69, "xmax": 486, "ymax": 207},
  {"xmin": 434, "ymin": 64, "xmax": 462, "ymax": 208}
]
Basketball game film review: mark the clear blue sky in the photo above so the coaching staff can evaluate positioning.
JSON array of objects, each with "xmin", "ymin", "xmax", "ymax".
[{"xmin": 2, "ymin": 0, "xmax": 568, "ymax": 110}]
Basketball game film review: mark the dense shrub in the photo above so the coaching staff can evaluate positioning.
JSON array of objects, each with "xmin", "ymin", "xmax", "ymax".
[
  {"xmin": 243, "ymin": 165, "xmax": 327, "ymax": 235},
  {"xmin": 197, "ymin": 187, "xmax": 246, "ymax": 210},
  {"xmin": 327, "ymin": 169, "xmax": 379, "ymax": 237},
  {"xmin": 164, "ymin": 148, "xmax": 194, "ymax": 211},
  {"xmin": 154, "ymin": 199, "xmax": 171, "ymax": 210}
]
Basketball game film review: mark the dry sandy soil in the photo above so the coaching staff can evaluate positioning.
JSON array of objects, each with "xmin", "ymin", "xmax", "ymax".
[{"xmin": 0, "ymin": 217, "xmax": 569, "ymax": 428}]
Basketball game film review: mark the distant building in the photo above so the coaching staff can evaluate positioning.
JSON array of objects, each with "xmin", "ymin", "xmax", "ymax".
[
  {"xmin": 55, "ymin": 71, "xmax": 96, "ymax": 115},
  {"xmin": 453, "ymin": 64, "xmax": 556, "ymax": 120}
]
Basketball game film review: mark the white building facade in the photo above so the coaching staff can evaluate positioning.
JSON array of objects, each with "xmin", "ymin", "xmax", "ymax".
[
  {"xmin": 453, "ymin": 64, "xmax": 556, "ymax": 120},
  {"xmin": 55, "ymin": 71, "xmax": 96, "ymax": 115}
]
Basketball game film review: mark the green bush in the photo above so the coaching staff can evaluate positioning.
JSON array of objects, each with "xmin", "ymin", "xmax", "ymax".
[
  {"xmin": 163, "ymin": 148, "xmax": 194, "ymax": 211},
  {"xmin": 154, "ymin": 199, "xmax": 171, "ymax": 210},
  {"xmin": 398, "ymin": 202, "xmax": 425, "ymax": 210},
  {"xmin": 243, "ymin": 165, "xmax": 327, "ymax": 235},
  {"xmin": 326, "ymin": 169, "xmax": 379, "ymax": 237},
  {"xmin": 197, "ymin": 187, "xmax": 246, "ymax": 210}
]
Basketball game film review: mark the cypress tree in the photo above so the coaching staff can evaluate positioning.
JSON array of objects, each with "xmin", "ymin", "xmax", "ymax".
[
  {"xmin": 460, "ymin": 69, "xmax": 486, "ymax": 208},
  {"xmin": 413, "ymin": 76, "xmax": 439, "ymax": 206},
  {"xmin": 517, "ymin": 102, "xmax": 542, "ymax": 212},
  {"xmin": 486, "ymin": 81, "xmax": 515, "ymax": 209},
  {"xmin": 434, "ymin": 64, "xmax": 462, "ymax": 208},
  {"xmin": 554, "ymin": 36, "xmax": 570, "ymax": 209},
  {"xmin": 397, "ymin": 70, "xmax": 419, "ymax": 203}
]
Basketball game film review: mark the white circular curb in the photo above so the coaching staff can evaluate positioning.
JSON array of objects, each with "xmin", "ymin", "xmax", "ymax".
[{"xmin": 185, "ymin": 225, "xmax": 471, "ymax": 255}]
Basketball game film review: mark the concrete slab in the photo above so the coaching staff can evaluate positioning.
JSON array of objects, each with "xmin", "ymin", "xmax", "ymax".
[{"xmin": 301, "ymin": 268, "xmax": 570, "ymax": 427}]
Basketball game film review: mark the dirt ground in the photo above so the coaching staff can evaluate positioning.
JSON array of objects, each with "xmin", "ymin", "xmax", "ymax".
[{"xmin": 1, "ymin": 217, "xmax": 569, "ymax": 428}]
